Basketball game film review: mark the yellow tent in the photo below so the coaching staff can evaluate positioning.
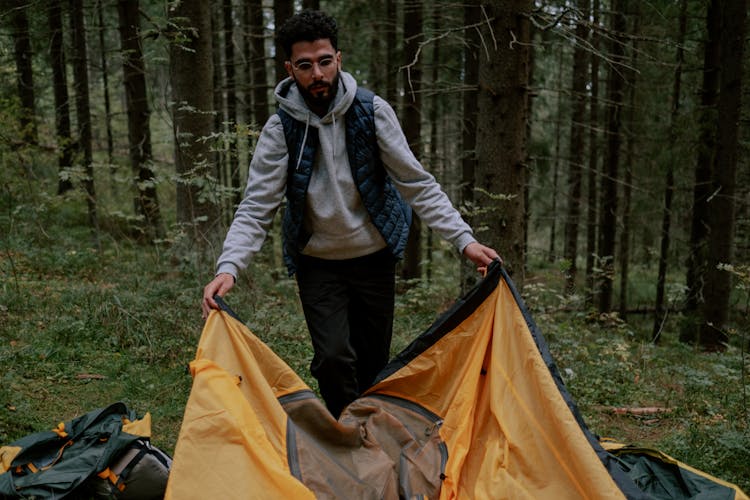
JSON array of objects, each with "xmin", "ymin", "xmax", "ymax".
[{"xmin": 166, "ymin": 263, "xmax": 747, "ymax": 500}]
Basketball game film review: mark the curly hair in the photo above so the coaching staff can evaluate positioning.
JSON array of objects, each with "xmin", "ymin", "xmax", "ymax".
[{"xmin": 276, "ymin": 10, "xmax": 339, "ymax": 58}]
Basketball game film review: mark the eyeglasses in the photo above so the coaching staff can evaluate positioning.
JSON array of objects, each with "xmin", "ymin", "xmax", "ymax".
[{"xmin": 290, "ymin": 55, "xmax": 337, "ymax": 73}]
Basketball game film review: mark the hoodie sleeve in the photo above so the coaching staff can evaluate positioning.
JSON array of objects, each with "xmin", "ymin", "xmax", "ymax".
[
  {"xmin": 215, "ymin": 115, "xmax": 289, "ymax": 278},
  {"xmin": 374, "ymin": 96, "xmax": 477, "ymax": 253}
]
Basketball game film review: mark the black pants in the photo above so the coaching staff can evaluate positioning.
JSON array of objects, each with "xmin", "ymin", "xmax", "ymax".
[{"xmin": 296, "ymin": 249, "xmax": 396, "ymax": 418}]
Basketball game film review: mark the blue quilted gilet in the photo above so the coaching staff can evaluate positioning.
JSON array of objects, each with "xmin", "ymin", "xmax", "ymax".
[{"xmin": 277, "ymin": 88, "xmax": 412, "ymax": 275}]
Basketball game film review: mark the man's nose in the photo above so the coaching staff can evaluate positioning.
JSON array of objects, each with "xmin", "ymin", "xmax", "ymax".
[{"xmin": 311, "ymin": 63, "xmax": 324, "ymax": 79}]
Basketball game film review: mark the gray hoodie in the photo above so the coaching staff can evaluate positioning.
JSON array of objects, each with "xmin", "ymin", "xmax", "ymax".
[{"xmin": 215, "ymin": 71, "xmax": 476, "ymax": 278}]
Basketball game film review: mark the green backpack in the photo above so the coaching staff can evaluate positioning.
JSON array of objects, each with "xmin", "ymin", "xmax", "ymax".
[{"xmin": 0, "ymin": 402, "xmax": 170, "ymax": 499}]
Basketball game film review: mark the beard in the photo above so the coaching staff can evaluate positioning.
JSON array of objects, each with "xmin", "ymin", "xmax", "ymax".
[{"xmin": 297, "ymin": 71, "xmax": 340, "ymax": 110}]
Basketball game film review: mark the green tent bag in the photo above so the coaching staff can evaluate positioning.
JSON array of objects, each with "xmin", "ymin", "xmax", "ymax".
[{"xmin": 0, "ymin": 402, "xmax": 162, "ymax": 499}]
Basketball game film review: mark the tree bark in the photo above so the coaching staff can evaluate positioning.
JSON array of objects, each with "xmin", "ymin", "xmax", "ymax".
[
  {"xmin": 474, "ymin": 0, "xmax": 531, "ymax": 283},
  {"xmin": 460, "ymin": 0, "xmax": 480, "ymax": 291},
  {"xmin": 97, "ymin": 0, "xmax": 114, "ymax": 167},
  {"xmin": 563, "ymin": 0, "xmax": 589, "ymax": 294},
  {"xmin": 48, "ymin": 0, "xmax": 74, "ymax": 195},
  {"xmin": 698, "ymin": 0, "xmax": 747, "ymax": 350},
  {"xmin": 549, "ymin": 46, "xmax": 563, "ymax": 263},
  {"xmin": 385, "ymin": 0, "xmax": 398, "ymax": 107},
  {"xmin": 246, "ymin": 0, "xmax": 268, "ymax": 126},
  {"xmin": 169, "ymin": 0, "xmax": 221, "ymax": 249},
  {"xmin": 223, "ymin": 0, "xmax": 241, "ymax": 208},
  {"xmin": 653, "ymin": 0, "xmax": 687, "ymax": 343},
  {"xmin": 597, "ymin": 0, "xmax": 627, "ymax": 313},
  {"xmin": 682, "ymin": 0, "xmax": 721, "ymax": 343},
  {"xmin": 426, "ymin": 4, "xmax": 442, "ymax": 283},
  {"xmin": 618, "ymin": 12, "xmax": 639, "ymax": 319},
  {"xmin": 368, "ymin": 2, "xmax": 386, "ymax": 96},
  {"xmin": 585, "ymin": 0, "xmax": 600, "ymax": 306},
  {"xmin": 9, "ymin": 0, "xmax": 37, "ymax": 145},
  {"xmin": 211, "ymin": 5, "xmax": 229, "ymax": 223},
  {"xmin": 400, "ymin": 0, "xmax": 424, "ymax": 282},
  {"xmin": 117, "ymin": 0, "xmax": 164, "ymax": 241},
  {"xmin": 69, "ymin": 0, "xmax": 99, "ymax": 241},
  {"xmin": 241, "ymin": 0, "xmax": 275, "ymax": 267},
  {"xmin": 273, "ymin": 0, "xmax": 294, "ymax": 82}
]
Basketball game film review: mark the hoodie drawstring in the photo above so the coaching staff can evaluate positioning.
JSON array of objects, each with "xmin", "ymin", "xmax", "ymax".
[
  {"xmin": 331, "ymin": 113, "xmax": 336, "ymax": 158},
  {"xmin": 295, "ymin": 113, "xmax": 311, "ymax": 171}
]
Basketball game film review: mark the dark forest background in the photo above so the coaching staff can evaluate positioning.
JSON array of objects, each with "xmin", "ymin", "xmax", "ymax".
[
  {"xmin": 3, "ymin": 0, "xmax": 748, "ymax": 348},
  {"xmin": 0, "ymin": 0, "xmax": 748, "ymax": 492}
]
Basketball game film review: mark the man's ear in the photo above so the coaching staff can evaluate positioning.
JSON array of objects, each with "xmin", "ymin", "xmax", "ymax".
[
  {"xmin": 284, "ymin": 60, "xmax": 294, "ymax": 79},
  {"xmin": 336, "ymin": 51, "xmax": 342, "ymax": 70}
]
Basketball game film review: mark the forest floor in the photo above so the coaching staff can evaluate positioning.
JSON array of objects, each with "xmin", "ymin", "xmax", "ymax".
[{"xmin": 1, "ymin": 187, "xmax": 748, "ymax": 495}]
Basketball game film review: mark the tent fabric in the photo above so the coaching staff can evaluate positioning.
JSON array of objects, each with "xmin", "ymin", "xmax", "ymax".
[
  {"xmin": 165, "ymin": 263, "xmax": 748, "ymax": 499},
  {"xmin": 602, "ymin": 442, "xmax": 747, "ymax": 500}
]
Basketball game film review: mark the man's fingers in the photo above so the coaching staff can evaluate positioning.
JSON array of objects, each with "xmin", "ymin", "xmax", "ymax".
[
  {"xmin": 469, "ymin": 243, "xmax": 499, "ymax": 267},
  {"xmin": 463, "ymin": 242, "xmax": 503, "ymax": 275},
  {"xmin": 480, "ymin": 249, "xmax": 495, "ymax": 266},
  {"xmin": 201, "ymin": 274, "xmax": 235, "ymax": 320},
  {"xmin": 201, "ymin": 293, "xmax": 217, "ymax": 320}
]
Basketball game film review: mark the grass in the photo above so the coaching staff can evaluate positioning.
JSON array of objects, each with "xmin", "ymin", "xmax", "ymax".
[
  {"xmin": 525, "ymin": 275, "xmax": 750, "ymax": 493},
  {"xmin": 1, "ymin": 163, "xmax": 748, "ymax": 495}
]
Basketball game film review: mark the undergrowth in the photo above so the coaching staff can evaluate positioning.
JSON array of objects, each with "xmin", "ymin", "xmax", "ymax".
[
  {"xmin": 0, "ymin": 153, "xmax": 748, "ymax": 494},
  {"xmin": 526, "ymin": 275, "xmax": 750, "ymax": 493}
]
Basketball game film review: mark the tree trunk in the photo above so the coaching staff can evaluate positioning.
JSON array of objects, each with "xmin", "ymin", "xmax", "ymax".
[
  {"xmin": 48, "ymin": 0, "xmax": 74, "ymax": 195},
  {"xmin": 117, "ymin": 0, "xmax": 164, "ymax": 242},
  {"xmin": 9, "ymin": 0, "xmax": 37, "ymax": 145},
  {"xmin": 273, "ymin": 0, "xmax": 293, "ymax": 82},
  {"xmin": 368, "ymin": 2, "xmax": 386, "ymax": 96},
  {"xmin": 460, "ymin": 0, "xmax": 480, "ymax": 291},
  {"xmin": 223, "ymin": 0, "xmax": 241, "ymax": 208},
  {"xmin": 169, "ymin": 0, "xmax": 221, "ymax": 249},
  {"xmin": 426, "ymin": 4, "xmax": 442, "ymax": 283},
  {"xmin": 96, "ymin": 0, "xmax": 114, "ymax": 167},
  {"xmin": 617, "ymin": 102, "xmax": 634, "ymax": 319},
  {"xmin": 474, "ymin": 0, "xmax": 531, "ymax": 283},
  {"xmin": 400, "ymin": 0, "xmax": 424, "ymax": 282},
  {"xmin": 69, "ymin": 0, "xmax": 99, "ymax": 241},
  {"xmin": 699, "ymin": 0, "xmax": 747, "ymax": 350},
  {"xmin": 549, "ymin": 47, "xmax": 563, "ymax": 263},
  {"xmin": 597, "ymin": 0, "xmax": 627, "ymax": 313},
  {"xmin": 246, "ymin": 0, "xmax": 268, "ymax": 126},
  {"xmin": 211, "ymin": 6, "xmax": 229, "ymax": 223},
  {"xmin": 211, "ymin": 2, "xmax": 234, "ymax": 225},
  {"xmin": 585, "ymin": 0, "xmax": 600, "ymax": 306},
  {"xmin": 523, "ymin": 30, "xmax": 535, "ymax": 278},
  {"xmin": 242, "ymin": 0, "xmax": 275, "ymax": 267},
  {"xmin": 618, "ymin": 12, "xmax": 639, "ymax": 319},
  {"xmin": 682, "ymin": 0, "xmax": 721, "ymax": 343},
  {"xmin": 385, "ymin": 0, "xmax": 398, "ymax": 107},
  {"xmin": 563, "ymin": 0, "xmax": 589, "ymax": 294},
  {"xmin": 653, "ymin": 0, "xmax": 687, "ymax": 343},
  {"xmin": 241, "ymin": 3, "xmax": 252, "ymax": 136}
]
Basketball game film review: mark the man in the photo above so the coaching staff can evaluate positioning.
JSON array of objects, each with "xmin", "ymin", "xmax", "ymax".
[{"xmin": 202, "ymin": 10, "xmax": 499, "ymax": 418}]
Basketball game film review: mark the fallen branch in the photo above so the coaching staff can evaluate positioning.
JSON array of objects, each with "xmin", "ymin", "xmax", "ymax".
[{"xmin": 609, "ymin": 406, "xmax": 673, "ymax": 416}]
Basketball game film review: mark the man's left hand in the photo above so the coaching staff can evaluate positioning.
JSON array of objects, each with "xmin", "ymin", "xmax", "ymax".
[{"xmin": 463, "ymin": 242, "xmax": 502, "ymax": 274}]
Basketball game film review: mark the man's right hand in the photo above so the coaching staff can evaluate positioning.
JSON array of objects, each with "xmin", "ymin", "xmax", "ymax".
[{"xmin": 202, "ymin": 273, "xmax": 235, "ymax": 320}]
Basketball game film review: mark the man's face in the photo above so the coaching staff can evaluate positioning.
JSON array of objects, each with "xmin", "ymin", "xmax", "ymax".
[{"xmin": 285, "ymin": 39, "xmax": 342, "ymax": 109}]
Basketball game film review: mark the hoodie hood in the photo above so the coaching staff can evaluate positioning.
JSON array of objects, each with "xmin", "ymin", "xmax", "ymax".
[{"xmin": 275, "ymin": 71, "xmax": 358, "ymax": 127}]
